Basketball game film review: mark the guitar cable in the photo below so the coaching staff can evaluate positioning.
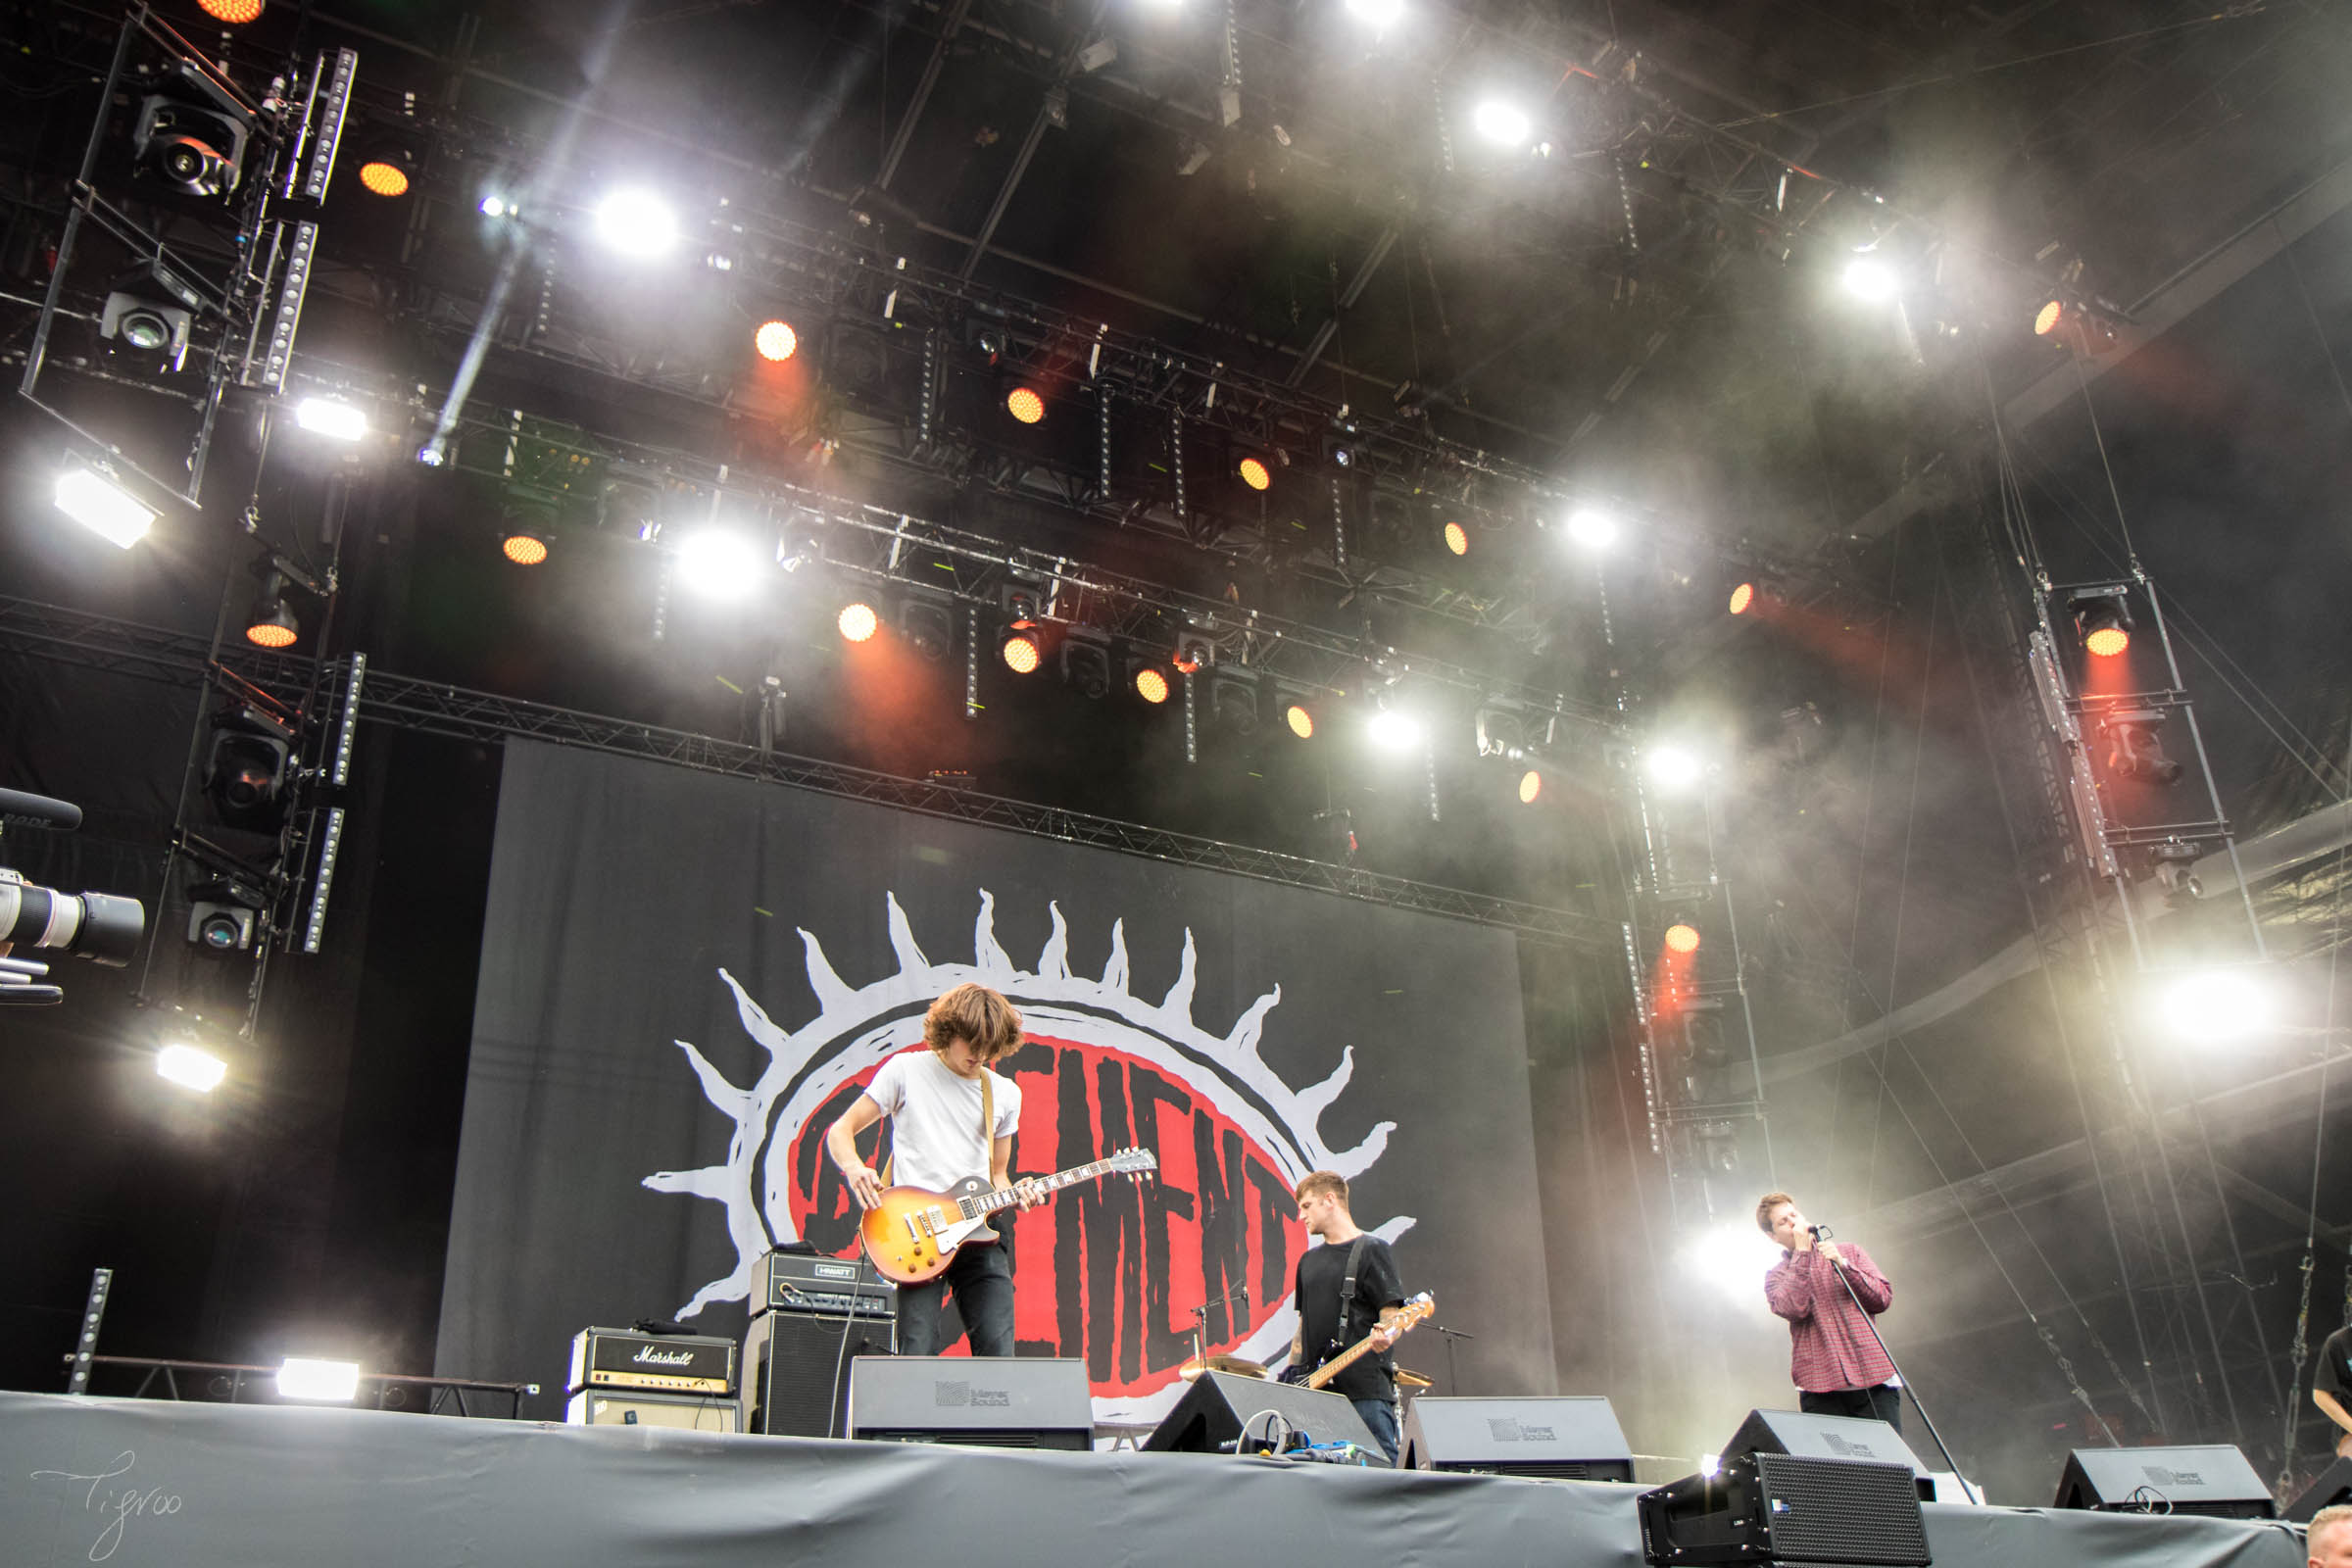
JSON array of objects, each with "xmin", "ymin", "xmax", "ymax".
[{"xmin": 822, "ymin": 1251, "xmax": 875, "ymax": 1440}]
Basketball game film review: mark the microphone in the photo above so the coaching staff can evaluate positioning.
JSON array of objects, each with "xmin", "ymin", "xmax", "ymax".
[
  {"xmin": 1808, "ymin": 1223, "xmax": 1834, "ymax": 1241},
  {"xmin": 0, "ymin": 788, "xmax": 81, "ymax": 830}
]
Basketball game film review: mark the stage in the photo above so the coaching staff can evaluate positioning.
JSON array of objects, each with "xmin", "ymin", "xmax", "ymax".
[{"xmin": 0, "ymin": 1391, "xmax": 2309, "ymax": 1568}]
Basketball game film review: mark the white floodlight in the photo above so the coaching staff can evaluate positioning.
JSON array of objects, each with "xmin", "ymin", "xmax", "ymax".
[
  {"xmin": 594, "ymin": 188, "xmax": 678, "ymax": 258},
  {"xmin": 1699, "ymin": 1453, "xmax": 1723, "ymax": 1479},
  {"xmin": 1679, "ymin": 1223, "xmax": 1784, "ymax": 1307},
  {"xmin": 1841, "ymin": 255, "xmax": 1900, "ymax": 302},
  {"xmin": 156, "ymin": 1043, "xmax": 227, "ymax": 1092},
  {"xmin": 294, "ymin": 398, "xmax": 368, "ymax": 442},
  {"xmin": 1346, "ymin": 0, "xmax": 1404, "ymax": 25},
  {"xmin": 1367, "ymin": 707, "xmax": 1426, "ymax": 753},
  {"xmin": 674, "ymin": 530, "xmax": 762, "ymax": 598},
  {"xmin": 276, "ymin": 1357, "xmax": 362, "ymax": 1402},
  {"xmin": 1472, "ymin": 100, "xmax": 1532, "ymax": 147},
  {"xmin": 2159, "ymin": 967, "xmax": 2277, "ymax": 1043},
  {"xmin": 54, "ymin": 464, "xmax": 157, "ymax": 549},
  {"xmin": 1644, "ymin": 744, "xmax": 1705, "ymax": 793},
  {"xmin": 1565, "ymin": 507, "xmax": 1618, "ymax": 550}
]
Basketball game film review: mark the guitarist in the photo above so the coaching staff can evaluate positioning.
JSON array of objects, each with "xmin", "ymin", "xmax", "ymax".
[
  {"xmin": 1285, "ymin": 1170, "xmax": 1407, "ymax": 1462},
  {"xmin": 826, "ymin": 984, "xmax": 1044, "ymax": 1356}
]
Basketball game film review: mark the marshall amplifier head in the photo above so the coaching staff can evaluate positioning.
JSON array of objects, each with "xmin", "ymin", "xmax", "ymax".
[
  {"xmin": 567, "ymin": 1327, "xmax": 738, "ymax": 1396},
  {"xmin": 760, "ymin": 1250, "xmax": 898, "ymax": 1318}
]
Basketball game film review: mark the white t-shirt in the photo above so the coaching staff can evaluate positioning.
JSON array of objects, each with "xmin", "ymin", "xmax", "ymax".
[{"xmin": 863, "ymin": 1049, "xmax": 1021, "ymax": 1194}]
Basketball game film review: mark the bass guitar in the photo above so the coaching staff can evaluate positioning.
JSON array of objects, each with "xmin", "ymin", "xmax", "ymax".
[
  {"xmin": 859, "ymin": 1148, "xmax": 1158, "ymax": 1285},
  {"xmin": 1305, "ymin": 1291, "xmax": 1436, "ymax": 1391}
]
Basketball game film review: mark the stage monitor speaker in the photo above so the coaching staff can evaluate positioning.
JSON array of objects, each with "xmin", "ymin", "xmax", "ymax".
[
  {"xmin": 2054, "ymin": 1445, "xmax": 2276, "ymax": 1519},
  {"xmin": 565, "ymin": 1389, "xmax": 739, "ymax": 1432},
  {"xmin": 1725, "ymin": 1408, "xmax": 1927, "ymax": 1475},
  {"xmin": 1400, "ymin": 1396, "xmax": 1635, "ymax": 1481},
  {"xmin": 742, "ymin": 1307, "xmax": 894, "ymax": 1437},
  {"xmin": 1141, "ymin": 1369, "xmax": 1381, "ymax": 1457},
  {"xmin": 2288, "ymin": 1458, "xmax": 2352, "ymax": 1523},
  {"xmin": 846, "ymin": 1355, "xmax": 1093, "ymax": 1450},
  {"xmin": 1639, "ymin": 1451, "xmax": 1930, "ymax": 1567}
]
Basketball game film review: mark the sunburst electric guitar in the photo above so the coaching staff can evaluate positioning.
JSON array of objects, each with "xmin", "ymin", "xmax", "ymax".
[
  {"xmin": 858, "ymin": 1148, "xmax": 1158, "ymax": 1285},
  {"xmin": 1304, "ymin": 1291, "xmax": 1436, "ymax": 1390}
]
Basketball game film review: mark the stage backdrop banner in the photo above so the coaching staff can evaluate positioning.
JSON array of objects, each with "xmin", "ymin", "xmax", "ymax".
[{"xmin": 435, "ymin": 741, "xmax": 1554, "ymax": 1424}]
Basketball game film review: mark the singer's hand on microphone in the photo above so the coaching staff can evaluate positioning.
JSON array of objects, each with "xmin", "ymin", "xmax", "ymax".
[{"xmin": 1817, "ymin": 1241, "xmax": 1845, "ymax": 1265}]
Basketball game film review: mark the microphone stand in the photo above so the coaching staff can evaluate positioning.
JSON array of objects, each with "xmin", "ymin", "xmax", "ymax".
[
  {"xmin": 1429, "ymin": 1323, "xmax": 1475, "ymax": 1396},
  {"xmin": 1186, "ymin": 1285, "xmax": 1251, "ymax": 1372},
  {"xmin": 1814, "ymin": 1226, "xmax": 1979, "ymax": 1505}
]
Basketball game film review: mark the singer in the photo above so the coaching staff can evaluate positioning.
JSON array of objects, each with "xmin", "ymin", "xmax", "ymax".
[{"xmin": 1758, "ymin": 1191, "xmax": 1901, "ymax": 1431}]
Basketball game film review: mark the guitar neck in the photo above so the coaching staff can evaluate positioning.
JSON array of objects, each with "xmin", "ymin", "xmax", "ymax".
[
  {"xmin": 961, "ymin": 1158, "xmax": 1127, "ymax": 1218},
  {"xmin": 1305, "ymin": 1336, "xmax": 1378, "ymax": 1391}
]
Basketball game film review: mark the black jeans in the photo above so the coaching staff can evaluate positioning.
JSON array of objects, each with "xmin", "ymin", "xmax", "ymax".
[
  {"xmin": 1799, "ymin": 1383, "xmax": 1903, "ymax": 1432},
  {"xmin": 897, "ymin": 1239, "xmax": 1015, "ymax": 1357}
]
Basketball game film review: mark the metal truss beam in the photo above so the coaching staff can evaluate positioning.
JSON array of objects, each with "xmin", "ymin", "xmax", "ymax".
[{"xmin": 0, "ymin": 597, "xmax": 1614, "ymax": 950}]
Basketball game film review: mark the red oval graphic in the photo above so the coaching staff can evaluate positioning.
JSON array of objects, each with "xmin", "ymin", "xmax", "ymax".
[{"xmin": 787, "ymin": 1033, "xmax": 1302, "ymax": 1398}]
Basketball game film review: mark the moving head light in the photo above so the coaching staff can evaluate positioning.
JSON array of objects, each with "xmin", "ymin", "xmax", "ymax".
[
  {"xmin": 0, "ymin": 788, "xmax": 146, "ymax": 1006},
  {"xmin": 133, "ymin": 60, "xmax": 256, "ymax": 201}
]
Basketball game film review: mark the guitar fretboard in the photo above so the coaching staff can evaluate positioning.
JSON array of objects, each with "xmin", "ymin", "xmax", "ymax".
[{"xmin": 956, "ymin": 1157, "xmax": 1134, "ymax": 1218}]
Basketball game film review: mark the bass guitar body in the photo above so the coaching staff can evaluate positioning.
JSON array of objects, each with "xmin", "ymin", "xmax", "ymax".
[{"xmin": 859, "ymin": 1179, "xmax": 1001, "ymax": 1285}]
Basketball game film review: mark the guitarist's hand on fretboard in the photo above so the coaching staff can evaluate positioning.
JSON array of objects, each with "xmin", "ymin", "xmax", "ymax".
[{"xmin": 1011, "ymin": 1177, "xmax": 1047, "ymax": 1209}]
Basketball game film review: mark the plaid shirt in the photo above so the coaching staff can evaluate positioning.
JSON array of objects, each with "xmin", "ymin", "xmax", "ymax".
[{"xmin": 1765, "ymin": 1243, "xmax": 1895, "ymax": 1394}]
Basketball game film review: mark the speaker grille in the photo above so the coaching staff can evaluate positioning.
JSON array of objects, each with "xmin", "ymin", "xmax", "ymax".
[
  {"xmin": 1754, "ymin": 1453, "xmax": 1931, "ymax": 1566},
  {"xmin": 752, "ymin": 1312, "xmax": 893, "ymax": 1438}
]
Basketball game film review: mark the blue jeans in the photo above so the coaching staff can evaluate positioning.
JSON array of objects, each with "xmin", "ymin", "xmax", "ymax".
[
  {"xmin": 1351, "ymin": 1396, "xmax": 1399, "ymax": 1465},
  {"xmin": 897, "ymin": 1240, "xmax": 1015, "ymax": 1357}
]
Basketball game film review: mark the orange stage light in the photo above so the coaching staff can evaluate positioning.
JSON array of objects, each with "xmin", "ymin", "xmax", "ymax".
[
  {"xmin": 1237, "ymin": 457, "xmax": 1271, "ymax": 491},
  {"xmin": 755, "ymin": 320, "xmax": 798, "ymax": 362},
  {"xmin": 245, "ymin": 617, "xmax": 296, "ymax": 649},
  {"xmin": 838, "ymin": 603, "xmax": 879, "ymax": 644},
  {"xmin": 1518, "ymin": 769, "xmax": 1544, "ymax": 805},
  {"xmin": 1135, "ymin": 666, "xmax": 1171, "ymax": 704},
  {"xmin": 1285, "ymin": 704, "xmax": 1314, "ymax": 739},
  {"xmin": 359, "ymin": 160, "xmax": 411, "ymax": 198},
  {"xmin": 501, "ymin": 531, "xmax": 549, "ymax": 565},
  {"xmin": 1443, "ymin": 521, "xmax": 1469, "ymax": 557},
  {"xmin": 1663, "ymin": 923, "xmax": 1701, "ymax": 955},
  {"xmin": 1005, "ymin": 386, "xmax": 1046, "ymax": 424},
  {"xmin": 1728, "ymin": 581, "xmax": 1754, "ymax": 615},
  {"xmin": 200, "ymin": 0, "xmax": 265, "ymax": 22},
  {"xmin": 1003, "ymin": 633, "xmax": 1041, "ymax": 674},
  {"xmin": 2034, "ymin": 300, "xmax": 2066, "ymax": 336},
  {"xmin": 2084, "ymin": 625, "xmax": 2130, "ymax": 658}
]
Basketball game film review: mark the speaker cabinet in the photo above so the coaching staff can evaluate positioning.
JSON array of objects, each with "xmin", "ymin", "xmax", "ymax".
[
  {"xmin": 1141, "ymin": 1369, "xmax": 1380, "ymax": 1456},
  {"xmin": 1725, "ymin": 1408, "xmax": 1927, "ymax": 1475},
  {"xmin": 565, "ymin": 1389, "xmax": 740, "ymax": 1432},
  {"xmin": 1640, "ymin": 1452, "xmax": 1929, "ymax": 1567},
  {"xmin": 846, "ymin": 1355, "xmax": 1094, "ymax": 1450},
  {"xmin": 2054, "ymin": 1445, "xmax": 2276, "ymax": 1519},
  {"xmin": 1400, "ymin": 1396, "xmax": 1635, "ymax": 1481},
  {"xmin": 742, "ymin": 1309, "xmax": 895, "ymax": 1438},
  {"xmin": 2288, "ymin": 1457, "xmax": 2352, "ymax": 1523}
]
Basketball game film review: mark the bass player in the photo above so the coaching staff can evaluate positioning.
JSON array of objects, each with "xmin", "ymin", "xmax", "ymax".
[
  {"xmin": 1285, "ymin": 1169, "xmax": 1408, "ymax": 1462},
  {"xmin": 826, "ymin": 983, "xmax": 1044, "ymax": 1356}
]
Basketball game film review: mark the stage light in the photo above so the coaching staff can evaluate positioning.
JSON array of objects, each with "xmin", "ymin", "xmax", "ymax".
[
  {"xmin": 1699, "ymin": 1454, "xmax": 1723, "ymax": 1480},
  {"xmin": 54, "ymin": 464, "xmax": 156, "ymax": 550},
  {"xmin": 1566, "ymin": 507, "xmax": 1617, "ymax": 550},
  {"xmin": 1443, "ymin": 520, "xmax": 1470, "ymax": 557},
  {"xmin": 134, "ymin": 63, "xmax": 254, "ymax": 200},
  {"xmin": 187, "ymin": 879, "xmax": 262, "ymax": 953},
  {"xmin": 1061, "ymin": 638, "xmax": 1111, "ymax": 698},
  {"xmin": 357, "ymin": 148, "xmax": 415, "ymax": 198},
  {"xmin": 674, "ymin": 531, "xmax": 761, "ymax": 598},
  {"xmin": 1237, "ymin": 456, "xmax": 1272, "ymax": 491},
  {"xmin": 100, "ymin": 279, "xmax": 194, "ymax": 374},
  {"xmin": 902, "ymin": 600, "xmax": 955, "ymax": 662},
  {"xmin": 1346, "ymin": 0, "xmax": 1403, "ymax": 23},
  {"xmin": 245, "ymin": 576, "xmax": 298, "ymax": 649},
  {"xmin": 1841, "ymin": 255, "xmax": 1899, "ymax": 301},
  {"xmin": 1728, "ymin": 581, "xmax": 1754, "ymax": 615},
  {"xmin": 1209, "ymin": 674, "xmax": 1260, "ymax": 735},
  {"xmin": 2070, "ymin": 591, "xmax": 2132, "ymax": 658},
  {"xmin": 501, "ymin": 528, "xmax": 550, "ymax": 565},
  {"xmin": 1473, "ymin": 100, "xmax": 1532, "ymax": 147},
  {"xmin": 2034, "ymin": 299, "xmax": 2068, "ymax": 336},
  {"xmin": 199, "ymin": 0, "xmax": 264, "ymax": 20},
  {"xmin": 1518, "ymin": 769, "xmax": 1544, "ymax": 805},
  {"xmin": 1645, "ymin": 745, "xmax": 1704, "ymax": 793},
  {"xmin": 1003, "ymin": 630, "xmax": 1042, "ymax": 673},
  {"xmin": 204, "ymin": 706, "xmax": 295, "ymax": 832},
  {"xmin": 480, "ymin": 194, "xmax": 514, "ymax": 219},
  {"xmin": 755, "ymin": 319, "xmax": 798, "ymax": 362},
  {"xmin": 276, "ymin": 1358, "xmax": 362, "ymax": 1403},
  {"xmin": 1681, "ymin": 1224, "xmax": 1785, "ymax": 1306},
  {"xmin": 1367, "ymin": 706, "xmax": 1424, "ymax": 752},
  {"xmin": 157, "ymin": 1042, "xmax": 228, "ymax": 1092},
  {"xmin": 294, "ymin": 398, "xmax": 368, "ymax": 442},
  {"xmin": 1135, "ymin": 665, "xmax": 1171, "ymax": 704},
  {"xmin": 2159, "ymin": 967, "xmax": 2276, "ymax": 1043},
  {"xmin": 838, "ymin": 602, "xmax": 879, "ymax": 643},
  {"xmin": 1664, "ymin": 922, "xmax": 1701, "ymax": 955},
  {"xmin": 1173, "ymin": 632, "xmax": 1214, "ymax": 675},
  {"xmin": 595, "ymin": 189, "xmax": 678, "ymax": 258},
  {"xmin": 2100, "ymin": 709, "xmax": 2182, "ymax": 785},
  {"xmin": 1285, "ymin": 703, "xmax": 1314, "ymax": 740},
  {"xmin": 1005, "ymin": 385, "xmax": 1046, "ymax": 424}
]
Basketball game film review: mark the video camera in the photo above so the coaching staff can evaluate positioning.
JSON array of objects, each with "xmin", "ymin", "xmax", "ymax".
[{"xmin": 0, "ymin": 787, "xmax": 147, "ymax": 1005}]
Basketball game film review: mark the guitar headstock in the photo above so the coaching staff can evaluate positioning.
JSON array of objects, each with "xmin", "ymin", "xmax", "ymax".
[
  {"xmin": 1401, "ymin": 1291, "xmax": 1436, "ymax": 1326},
  {"xmin": 1109, "ymin": 1147, "xmax": 1158, "ymax": 1180}
]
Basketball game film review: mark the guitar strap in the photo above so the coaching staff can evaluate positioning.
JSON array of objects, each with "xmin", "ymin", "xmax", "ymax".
[{"xmin": 1335, "ymin": 1236, "xmax": 1369, "ymax": 1350}]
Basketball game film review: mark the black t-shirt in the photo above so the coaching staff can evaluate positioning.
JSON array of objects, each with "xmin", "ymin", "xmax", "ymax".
[
  {"xmin": 1293, "ymin": 1235, "xmax": 1405, "ymax": 1402},
  {"xmin": 2318, "ymin": 1325, "xmax": 2352, "ymax": 1401}
]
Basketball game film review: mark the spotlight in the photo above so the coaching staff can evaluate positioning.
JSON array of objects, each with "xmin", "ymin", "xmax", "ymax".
[
  {"xmin": 245, "ymin": 573, "xmax": 299, "ymax": 648},
  {"xmin": 357, "ymin": 146, "xmax": 416, "ymax": 198},
  {"xmin": 1209, "ymin": 673, "xmax": 1260, "ymax": 735},
  {"xmin": 1134, "ymin": 664, "xmax": 1171, "ymax": 705},
  {"xmin": 1565, "ymin": 507, "xmax": 1617, "ymax": 550},
  {"xmin": 2100, "ymin": 709, "xmax": 2182, "ymax": 785},
  {"xmin": 157, "ymin": 1042, "xmax": 227, "ymax": 1091},
  {"xmin": 1663, "ymin": 922, "xmax": 1702, "ymax": 955},
  {"xmin": 1237, "ymin": 455, "xmax": 1272, "ymax": 492},
  {"xmin": 754, "ymin": 319, "xmax": 799, "ymax": 362},
  {"xmin": 2034, "ymin": 299, "xmax": 2066, "ymax": 336},
  {"xmin": 99, "ymin": 272, "xmax": 196, "ymax": 374},
  {"xmin": 480, "ymin": 194, "xmax": 514, "ymax": 219},
  {"xmin": 276, "ymin": 1358, "xmax": 362, "ymax": 1403},
  {"xmin": 1841, "ymin": 255, "xmax": 1899, "ymax": 301},
  {"xmin": 204, "ymin": 706, "xmax": 295, "ymax": 832},
  {"xmin": 2069, "ymin": 590, "xmax": 2132, "ymax": 658},
  {"xmin": 1005, "ymin": 385, "xmax": 1047, "ymax": 424},
  {"xmin": 501, "ymin": 528, "xmax": 550, "ymax": 565},
  {"xmin": 674, "ymin": 531, "xmax": 761, "ymax": 598},
  {"xmin": 1473, "ymin": 100, "xmax": 1532, "ymax": 147},
  {"xmin": 2159, "ymin": 967, "xmax": 2277, "ymax": 1043},
  {"xmin": 1443, "ymin": 520, "xmax": 1470, "ymax": 557},
  {"xmin": 1681, "ymin": 1223, "xmax": 1786, "ymax": 1305},
  {"xmin": 1002, "ymin": 630, "xmax": 1042, "ymax": 674},
  {"xmin": 838, "ymin": 602, "xmax": 879, "ymax": 643},
  {"xmin": 199, "ymin": 0, "xmax": 264, "ymax": 20},
  {"xmin": 1644, "ymin": 745, "xmax": 1704, "ymax": 793},
  {"xmin": 1173, "ymin": 631, "xmax": 1214, "ymax": 675},
  {"xmin": 1518, "ymin": 768, "xmax": 1544, "ymax": 805},
  {"xmin": 594, "ymin": 189, "xmax": 678, "ymax": 258},
  {"xmin": 1061, "ymin": 637, "xmax": 1111, "ymax": 699},
  {"xmin": 54, "ymin": 464, "xmax": 156, "ymax": 549},
  {"xmin": 901, "ymin": 600, "xmax": 955, "ymax": 662},
  {"xmin": 133, "ymin": 62, "xmax": 254, "ymax": 200},
  {"xmin": 1728, "ymin": 581, "xmax": 1755, "ymax": 615},
  {"xmin": 1367, "ymin": 706, "xmax": 1424, "ymax": 752},
  {"xmin": 1345, "ymin": 0, "xmax": 1403, "ymax": 24},
  {"xmin": 1285, "ymin": 702, "xmax": 1315, "ymax": 740},
  {"xmin": 186, "ymin": 880, "xmax": 264, "ymax": 953},
  {"xmin": 294, "ymin": 398, "xmax": 368, "ymax": 442}
]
